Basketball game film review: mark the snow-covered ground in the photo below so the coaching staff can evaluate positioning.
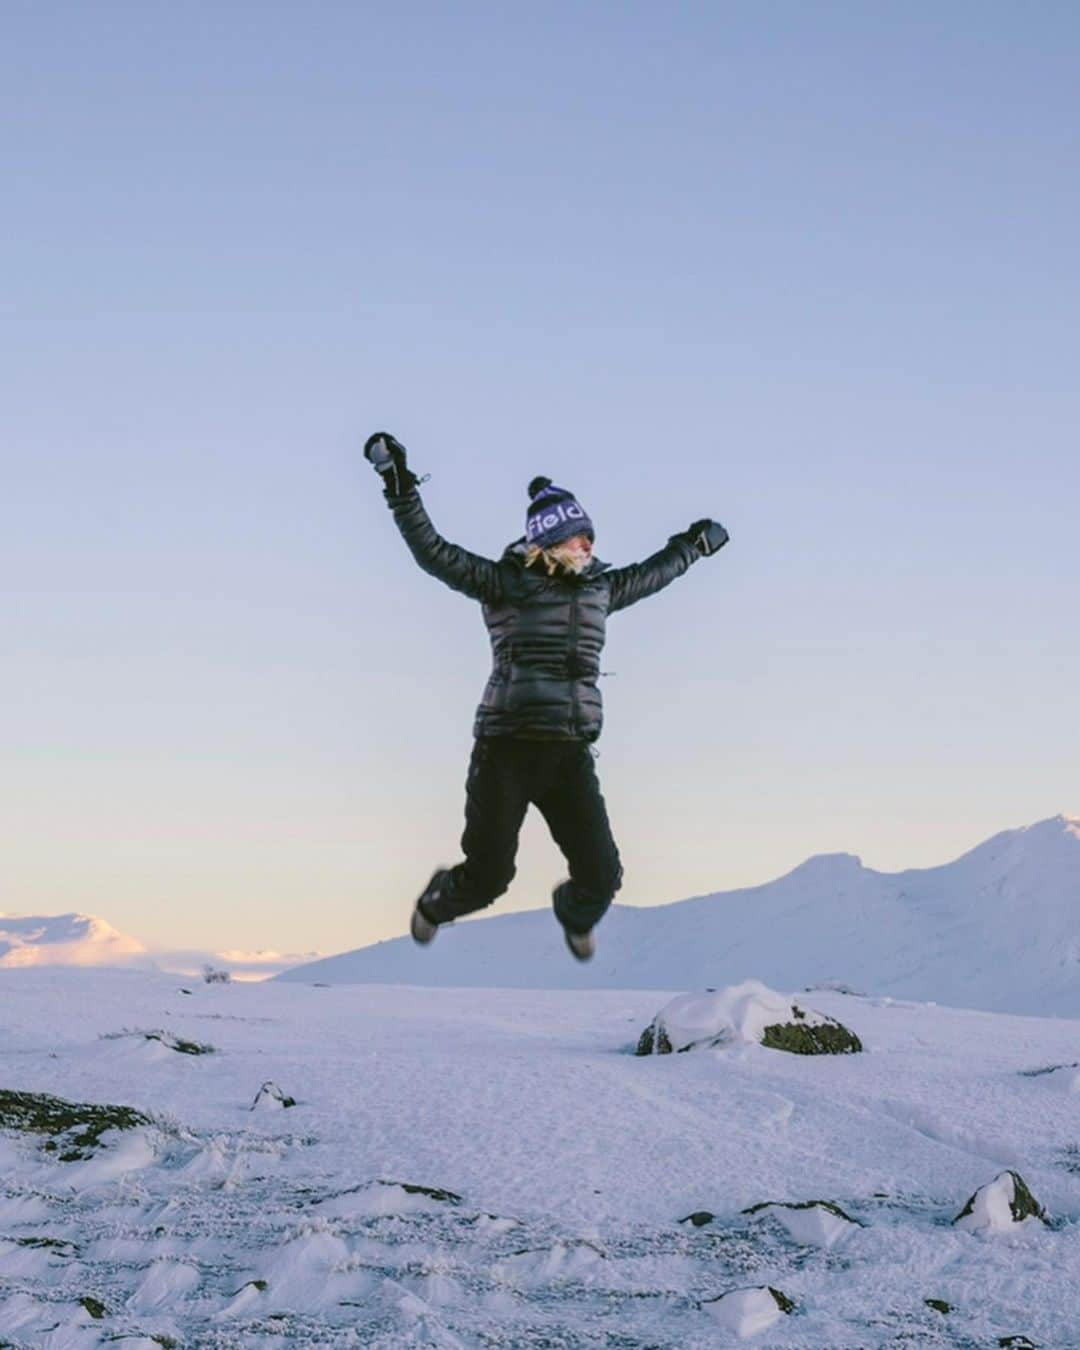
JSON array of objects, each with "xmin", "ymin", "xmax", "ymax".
[{"xmin": 2, "ymin": 968, "xmax": 1080, "ymax": 1346}]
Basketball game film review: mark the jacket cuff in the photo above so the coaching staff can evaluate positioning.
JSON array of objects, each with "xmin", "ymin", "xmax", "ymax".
[{"xmin": 667, "ymin": 533, "xmax": 700, "ymax": 565}]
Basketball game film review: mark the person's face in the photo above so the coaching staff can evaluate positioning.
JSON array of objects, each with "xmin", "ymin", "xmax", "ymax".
[{"xmin": 563, "ymin": 533, "xmax": 593, "ymax": 562}]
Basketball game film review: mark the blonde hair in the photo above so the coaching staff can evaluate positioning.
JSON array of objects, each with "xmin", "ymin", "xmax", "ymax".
[{"xmin": 524, "ymin": 540, "xmax": 590, "ymax": 576}]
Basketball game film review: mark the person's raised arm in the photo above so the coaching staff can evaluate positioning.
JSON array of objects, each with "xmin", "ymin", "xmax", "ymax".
[
  {"xmin": 364, "ymin": 432, "xmax": 505, "ymax": 605},
  {"xmin": 607, "ymin": 518, "xmax": 728, "ymax": 614}
]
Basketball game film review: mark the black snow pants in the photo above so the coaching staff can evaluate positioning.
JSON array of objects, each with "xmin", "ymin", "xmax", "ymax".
[{"xmin": 421, "ymin": 736, "xmax": 624, "ymax": 935}]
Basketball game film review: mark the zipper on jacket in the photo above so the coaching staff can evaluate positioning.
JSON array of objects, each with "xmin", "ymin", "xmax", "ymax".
[{"xmin": 568, "ymin": 590, "xmax": 580, "ymax": 736}]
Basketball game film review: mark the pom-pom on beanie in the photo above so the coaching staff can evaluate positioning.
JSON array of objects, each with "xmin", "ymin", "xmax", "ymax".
[{"xmin": 525, "ymin": 477, "xmax": 594, "ymax": 549}]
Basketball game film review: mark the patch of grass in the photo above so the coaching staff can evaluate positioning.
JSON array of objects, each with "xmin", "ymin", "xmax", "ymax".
[
  {"xmin": 0, "ymin": 1089, "xmax": 150, "ymax": 1161},
  {"xmin": 634, "ymin": 1023, "xmax": 674, "ymax": 1056},
  {"xmin": 382, "ymin": 1180, "xmax": 462, "ymax": 1203},
  {"xmin": 100, "ymin": 1028, "xmax": 215, "ymax": 1055},
  {"xmin": 144, "ymin": 1030, "xmax": 215, "ymax": 1055},
  {"xmin": 14, "ymin": 1235, "xmax": 80, "ymax": 1256},
  {"xmin": 761, "ymin": 1012, "xmax": 862, "ymax": 1055},
  {"xmin": 104, "ymin": 1337, "xmax": 177, "ymax": 1348}
]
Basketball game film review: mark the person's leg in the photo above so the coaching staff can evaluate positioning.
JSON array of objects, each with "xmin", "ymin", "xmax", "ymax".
[
  {"xmin": 418, "ymin": 737, "xmax": 531, "ymax": 925},
  {"xmin": 533, "ymin": 742, "xmax": 623, "ymax": 935}
]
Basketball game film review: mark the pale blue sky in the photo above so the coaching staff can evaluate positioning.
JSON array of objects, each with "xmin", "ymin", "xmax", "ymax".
[{"xmin": 3, "ymin": 2, "xmax": 1078, "ymax": 956}]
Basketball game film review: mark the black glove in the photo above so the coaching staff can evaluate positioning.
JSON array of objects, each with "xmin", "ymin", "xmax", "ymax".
[
  {"xmin": 672, "ymin": 518, "xmax": 729, "ymax": 558},
  {"xmin": 364, "ymin": 431, "xmax": 420, "ymax": 500}
]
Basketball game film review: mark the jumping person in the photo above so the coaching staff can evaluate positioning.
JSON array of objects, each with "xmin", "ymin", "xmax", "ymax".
[{"xmin": 364, "ymin": 431, "xmax": 728, "ymax": 961}]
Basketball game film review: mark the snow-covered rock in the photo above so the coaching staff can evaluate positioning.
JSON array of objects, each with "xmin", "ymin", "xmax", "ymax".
[
  {"xmin": 251, "ymin": 1080, "xmax": 296, "ymax": 1111},
  {"xmin": 102, "ymin": 1027, "xmax": 215, "ymax": 1056},
  {"xmin": 744, "ymin": 1199, "xmax": 862, "ymax": 1248},
  {"xmin": 635, "ymin": 980, "xmax": 862, "ymax": 1055},
  {"xmin": 701, "ymin": 1285, "xmax": 794, "ymax": 1337},
  {"xmin": 313, "ymin": 1180, "xmax": 462, "ymax": 1219},
  {"xmin": 1020, "ymin": 1060, "xmax": 1080, "ymax": 1093},
  {"xmin": 953, "ymin": 1171, "xmax": 1047, "ymax": 1232}
]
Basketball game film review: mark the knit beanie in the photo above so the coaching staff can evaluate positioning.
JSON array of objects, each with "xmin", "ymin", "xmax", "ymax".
[{"xmin": 525, "ymin": 477, "xmax": 594, "ymax": 549}]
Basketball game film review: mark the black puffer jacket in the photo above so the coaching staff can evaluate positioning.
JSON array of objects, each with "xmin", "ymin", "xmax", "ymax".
[{"xmin": 390, "ymin": 491, "xmax": 699, "ymax": 741}]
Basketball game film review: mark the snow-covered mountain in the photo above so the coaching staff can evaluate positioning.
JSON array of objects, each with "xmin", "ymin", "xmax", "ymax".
[
  {"xmin": 0, "ymin": 914, "xmax": 317, "ymax": 981},
  {"xmin": 0, "ymin": 912, "xmax": 148, "ymax": 969},
  {"xmin": 279, "ymin": 814, "xmax": 1080, "ymax": 1017}
]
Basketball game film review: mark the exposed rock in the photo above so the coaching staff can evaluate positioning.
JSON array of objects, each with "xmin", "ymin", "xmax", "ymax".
[
  {"xmin": 679, "ymin": 1210, "xmax": 716, "ymax": 1228},
  {"xmin": 925, "ymin": 1298, "xmax": 951, "ymax": 1315}
]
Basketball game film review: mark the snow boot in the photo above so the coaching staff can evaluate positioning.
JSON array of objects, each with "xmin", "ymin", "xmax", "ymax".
[
  {"xmin": 562, "ymin": 925, "xmax": 595, "ymax": 963},
  {"xmin": 410, "ymin": 901, "xmax": 439, "ymax": 945},
  {"xmin": 410, "ymin": 867, "xmax": 451, "ymax": 946}
]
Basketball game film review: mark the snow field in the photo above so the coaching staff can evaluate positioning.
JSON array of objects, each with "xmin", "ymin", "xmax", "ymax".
[{"xmin": 1, "ymin": 969, "xmax": 1079, "ymax": 1346}]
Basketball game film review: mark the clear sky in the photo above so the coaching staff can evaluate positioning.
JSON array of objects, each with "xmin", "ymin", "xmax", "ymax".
[{"xmin": 4, "ymin": 2, "xmax": 1078, "ymax": 958}]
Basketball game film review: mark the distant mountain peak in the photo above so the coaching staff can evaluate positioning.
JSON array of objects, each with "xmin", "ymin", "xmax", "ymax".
[
  {"xmin": 1029, "ymin": 813, "xmax": 1079, "ymax": 830},
  {"xmin": 0, "ymin": 912, "xmax": 147, "ymax": 969},
  {"xmin": 1018, "ymin": 814, "xmax": 1080, "ymax": 852},
  {"xmin": 785, "ymin": 851, "xmax": 865, "ymax": 880}
]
